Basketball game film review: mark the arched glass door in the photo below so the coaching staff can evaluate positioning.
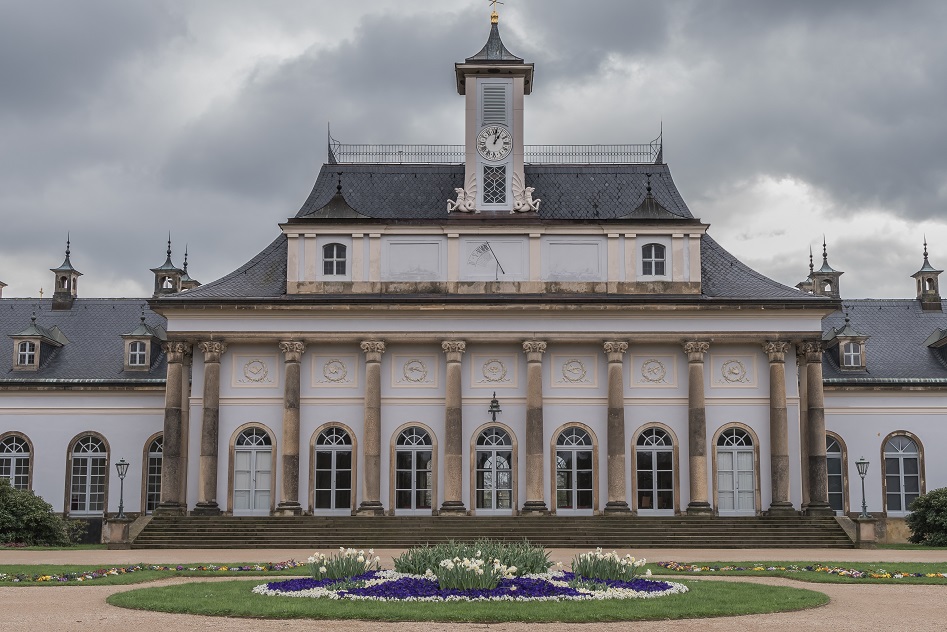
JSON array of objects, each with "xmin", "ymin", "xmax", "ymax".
[
  {"xmin": 395, "ymin": 427, "xmax": 433, "ymax": 514},
  {"xmin": 885, "ymin": 436, "xmax": 920, "ymax": 513},
  {"xmin": 636, "ymin": 427, "xmax": 674, "ymax": 514},
  {"xmin": 70, "ymin": 436, "xmax": 107, "ymax": 515},
  {"xmin": 475, "ymin": 427, "xmax": 513, "ymax": 514},
  {"xmin": 144, "ymin": 436, "xmax": 163, "ymax": 514},
  {"xmin": 314, "ymin": 427, "xmax": 353, "ymax": 514},
  {"xmin": 233, "ymin": 428, "xmax": 272, "ymax": 516},
  {"xmin": 0, "ymin": 434, "xmax": 30, "ymax": 490},
  {"xmin": 717, "ymin": 428, "xmax": 755, "ymax": 515},
  {"xmin": 555, "ymin": 427, "xmax": 593, "ymax": 514},
  {"xmin": 826, "ymin": 436, "xmax": 844, "ymax": 514}
]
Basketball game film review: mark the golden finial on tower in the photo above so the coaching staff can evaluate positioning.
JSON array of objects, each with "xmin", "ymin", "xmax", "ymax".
[{"xmin": 489, "ymin": 0, "xmax": 503, "ymax": 23}]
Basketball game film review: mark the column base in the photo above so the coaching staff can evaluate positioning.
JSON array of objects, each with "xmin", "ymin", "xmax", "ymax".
[
  {"xmin": 153, "ymin": 502, "xmax": 187, "ymax": 517},
  {"xmin": 766, "ymin": 502, "xmax": 798, "ymax": 516},
  {"xmin": 274, "ymin": 502, "xmax": 303, "ymax": 516},
  {"xmin": 356, "ymin": 501, "xmax": 386, "ymax": 516},
  {"xmin": 685, "ymin": 502, "xmax": 713, "ymax": 516},
  {"xmin": 191, "ymin": 502, "xmax": 222, "ymax": 516},
  {"xmin": 804, "ymin": 502, "xmax": 835, "ymax": 517},
  {"xmin": 438, "ymin": 501, "xmax": 468, "ymax": 516},
  {"xmin": 855, "ymin": 516, "xmax": 878, "ymax": 548},
  {"xmin": 519, "ymin": 501, "xmax": 549, "ymax": 515},
  {"xmin": 603, "ymin": 501, "xmax": 632, "ymax": 515}
]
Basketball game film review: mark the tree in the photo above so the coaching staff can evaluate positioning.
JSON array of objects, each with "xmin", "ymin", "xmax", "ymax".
[
  {"xmin": 0, "ymin": 479, "xmax": 83, "ymax": 546},
  {"xmin": 907, "ymin": 487, "xmax": 947, "ymax": 547}
]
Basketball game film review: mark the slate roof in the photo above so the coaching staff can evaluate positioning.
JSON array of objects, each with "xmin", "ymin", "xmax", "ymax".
[
  {"xmin": 822, "ymin": 299, "xmax": 947, "ymax": 383},
  {"xmin": 465, "ymin": 21, "xmax": 524, "ymax": 63},
  {"xmin": 0, "ymin": 299, "xmax": 167, "ymax": 383},
  {"xmin": 296, "ymin": 164, "xmax": 693, "ymax": 221}
]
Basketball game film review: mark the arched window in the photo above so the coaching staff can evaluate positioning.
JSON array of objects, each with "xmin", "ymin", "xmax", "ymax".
[
  {"xmin": 394, "ymin": 427, "xmax": 433, "ymax": 513},
  {"xmin": 162, "ymin": 276, "xmax": 174, "ymax": 289},
  {"xmin": 823, "ymin": 280, "xmax": 833, "ymax": 293},
  {"xmin": 0, "ymin": 434, "xmax": 31, "ymax": 490},
  {"xmin": 555, "ymin": 427, "xmax": 594, "ymax": 513},
  {"xmin": 323, "ymin": 243, "xmax": 347, "ymax": 276},
  {"xmin": 314, "ymin": 427, "xmax": 353, "ymax": 513},
  {"xmin": 144, "ymin": 435, "xmax": 162, "ymax": 513},
  {"xmin": 635, "ymin": 427, "xmax": 674, "ymax": 513},
  {"xmin": 233, "ymin": 427, "xmax": 273, "ymax": 515},
  {"xmin": 884, "ymin": 435, "xmax": 922, "ymax": 514},
  {"xmin": 826, "ymin": 435, "xmax": 845, "ymax": 514},
  {"xmin": 926, "ymin": 278, "xmax": 935, "ymax": 291},
  {"xmin": 475, "ymin": 427, "xmax": 513, "ymax": 513},
  {"xmin": 70, "ymin": 435, "xmax": 107, "ymax": 515},
  {"xmin": 17, "ymin": 341, "xmax": 36, "ymax": 366},
  {"xmin": 716, "ymin": 427, "xmax": 755, "ymax": 514},
  {"xmin": 128, "ymin": 341, "xmax": 147, "ymax": 366},
  {"xmin": 641, "ymin": 243, "xmax": 666, "ymax": 276}
]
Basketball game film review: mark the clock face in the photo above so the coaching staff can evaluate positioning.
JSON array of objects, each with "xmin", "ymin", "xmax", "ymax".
[{"xmin": 477, "ymin": 126, "xmax": 513, "ymax": 161}]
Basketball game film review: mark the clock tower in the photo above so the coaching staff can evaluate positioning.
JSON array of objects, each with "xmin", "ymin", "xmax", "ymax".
[{"xmin": 454, "ymin": 10, "xmax": 534, "ymax": 213}]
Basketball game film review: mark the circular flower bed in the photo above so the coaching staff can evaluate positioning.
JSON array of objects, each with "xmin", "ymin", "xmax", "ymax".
[{"xmin": 253, "ymin": 570, "xmax": 687, "ymax": 602}]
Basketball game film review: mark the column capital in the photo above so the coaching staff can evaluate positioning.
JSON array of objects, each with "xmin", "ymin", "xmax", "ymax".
[
  {"xmin": 762, "ymin": 340, "xmax": 791, "ymax": 363},
  {"xmin": 198, "ymin": 341, "xmax": 227, "ymax": 363},
  {"xmin": 522, "ymin": 340, "xmax": 547, "ymax": 361},
  {"xmin": 803, "ymin": 340, "xmax": 823, "ymax": 363},
  {"xmin": 279, "ymin": 340, "xmax": 306, "ymax": 363},
  {"xmin": 360, "ymin": 340, "xmax": 386, "ymax": 362},
  {"xmin": 162, "ymin": 341, "xmax": 192, "ymax": 363},
  {"xmin": 603, "ymin": 341, "xmax": 628, "ymax": 363},
  {"xmin": 682, "ymin": 340, "xmax": 709, "ymax": 363},
  {"xmin": 441, "ymin": 340, "xmax": 467, "ymax": 361}
]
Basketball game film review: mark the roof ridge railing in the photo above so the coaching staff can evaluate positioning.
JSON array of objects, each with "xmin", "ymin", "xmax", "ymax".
[{"xmin": 328, "ymin": 130, "xmax": 663, "ymax": 165}]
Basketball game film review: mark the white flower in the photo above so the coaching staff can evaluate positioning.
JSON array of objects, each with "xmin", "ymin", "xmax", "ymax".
[
  {"xmin": 319, "ymin": 566, "xmax": 327, "ymax": 573},
  {"xmin": 357, "ymin": 556, "xmax": 365, "ymax": 563},
  {"xmin": 645, "ymin": 569, "xmax": 652, "ymax": 577}
]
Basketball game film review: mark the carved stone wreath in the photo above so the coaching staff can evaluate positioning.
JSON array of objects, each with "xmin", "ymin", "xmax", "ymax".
[
  {"xmin": 242, "ymin": 359, "xmax": 269, "ymax": 383},
  {"xmin": 640, "ymin": 359, "xmax": 668, "ymax": 383},
  {"xmin": 402, "ymin": 359, "xmax": 429, "ymax": 383},
  {"xmin": 480, "ymin": 359, "xmax": 508, "ymax": 383},
  {"xmin": 322, "ymin": 359, "xmax": 348, "ymax": 383},
  {"xmin": 560, "ymin": 359, "xmax": 588, "ymax": 383},
  {"xmin": 721, "ymin": 359, "xmax": 749, "ymax": 383}
]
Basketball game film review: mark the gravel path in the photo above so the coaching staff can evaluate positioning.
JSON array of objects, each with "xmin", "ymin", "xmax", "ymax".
[{"xmin": 3, "ymin": 548, "xmax": 946, "ymax": 631}]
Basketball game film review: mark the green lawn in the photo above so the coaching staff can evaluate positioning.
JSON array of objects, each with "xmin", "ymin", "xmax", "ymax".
[
  {"xmin": 107, "ymin": 579, "xmax": 828, "ymax": 622},
  {"xmin": 0, "ymin": 563, "xmax": 306, "ymax": 586},
  {"xmin": 655, "ymin": 560, "xmax": 947, "ymax": 584}
]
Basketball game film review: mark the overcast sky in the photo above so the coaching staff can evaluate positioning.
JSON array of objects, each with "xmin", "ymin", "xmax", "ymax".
[{"xmin": 2, "ymin": 0, "xmax": 945, "ymax": 301}]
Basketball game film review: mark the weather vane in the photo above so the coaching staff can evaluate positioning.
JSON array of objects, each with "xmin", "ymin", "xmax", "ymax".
[{"xmin": 489, "ymin": 0, "xmax": 503, "ymax": 22}]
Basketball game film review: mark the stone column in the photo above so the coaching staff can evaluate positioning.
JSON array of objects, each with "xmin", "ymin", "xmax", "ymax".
[
  {"xmin": 603, "ymin": 341, "xmax": 631, "ymax": 514},
  {"xmin": 194, "ymin": 341, "xmax": 226, "ymax": 515},
  {"xmin": 805, "ymin": 340, "xmax": 833, "ymax": 515},
  {"xmin": 155, "ymin": 342, "xmax": 190, "ymax": 515},
  {"xmin": 764, "ymin": 341, "xmax": 794, "ymax": 515},
  {"xmin": 178, "ymin": 348, "xmax": 192, "ymax": 505},
  {"xmin": 796, "ymin": 345, "xmax": 810, "ymax": 508},
  {"xmin": 357, "ymin": 340, "xmax": 386, "ymax": 515},
  {"xmin": 521, "ymin": 340, "xmax": 548, "ymax": 514},
  {"xmin": 683, "ymin": 341, "xmax": 712, "ymax": 515},
  {"xmin": 275, "ymin": 341, "xmax": 306, "ymax": 515},
  {"xmin": 440, "ymin": 340, "xmax": 467, "ymax": 515}
]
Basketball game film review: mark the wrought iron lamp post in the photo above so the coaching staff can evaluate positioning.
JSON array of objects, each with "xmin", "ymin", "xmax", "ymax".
[
  {"xmin": 487, "ymin": 392, "xmax": 502, "ymax": 422},
  {"xmin": 115, "ymin": 458, "xmax": 129, "ymax": 520},
  {"xmin": 855, "ymin": 456, "xmax": 870, "ymax": 519}
]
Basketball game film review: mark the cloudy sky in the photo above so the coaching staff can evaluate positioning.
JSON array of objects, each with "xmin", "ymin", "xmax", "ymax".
[{"xmin": 2, "ymin": 0, "xmax": 945, "ymax": 300}]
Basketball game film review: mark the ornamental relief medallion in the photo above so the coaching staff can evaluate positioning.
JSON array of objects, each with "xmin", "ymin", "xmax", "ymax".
[
  {"xmin": 470, "ymin": 353, "xmax": 517, "ymax": 388},
  {"xmin": 551, "ymin": 354, "xmax": 597, "ymax": 387},
  {"xmin": 232, "ymin": 354, "xmax": 279, "ymax": 387},
  {"xmin": 312, "ymin": 354, "xmax": 358, "ymax": 388},
  {"xmin": 711, "ymin": 354, "xmax": 757, "ymax": 387},
  {"xmin": 631, "ymin": 354, "xmax": 677, "ymax": 387},
  {"xmin": 392, "ymin": 355, "xmax": 437, "ymax": 387}
]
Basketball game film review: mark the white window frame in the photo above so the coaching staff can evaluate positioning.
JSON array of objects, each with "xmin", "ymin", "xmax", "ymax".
[
  {"xmin": 17, "ymin": 340, "xmax": 36, "ymax": 366},
  {"xmin": 841, "ymin": 341, "xmax": 863, "ymax": 368},
  {"xmin": 884, "ymin": 435, "xmax": 921, "ymax": 516},
  {"xmin": 322, "ymin": 243, "xmax": 347, "ymax": 277},
  {"xmin": 128, "ymin": 341, "xmax": 147, "ymax": 367},
  {"xmin": 0, "ymin": 434, "xmax": 31, "ymax": 490},
  {"xmin": 641, "ymin": 243, "xmax": 667, "ymax": 276}
]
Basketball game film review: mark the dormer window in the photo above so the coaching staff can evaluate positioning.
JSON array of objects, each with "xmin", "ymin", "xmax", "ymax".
[
  {"xmin": 17, "ymin": 341, "xmax": 36, "ymax": 366},
  {"xmin": 323, "ymin": 243, "xmax": 347, "ymax": 276},
  {"xmin": 642, "ymin": 243, "xmax": 666, "ymax": 276},
  {"xmin": 128, "ymin": 341, "xmax": 147, "ymax": 366},
  {"xmin": 841, "ymin": 341, "xmax": 863, "ymax": 368}
]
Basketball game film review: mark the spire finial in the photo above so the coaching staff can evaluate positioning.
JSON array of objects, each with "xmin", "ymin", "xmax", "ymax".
[
  {"xmin": 183, "ymin": 244, "xmax": 189, "ymax": 272},
  {"xmin": 167, "ymin": 232, "xmax": 172, "ymax": 258},
  {"xmin": 924, "ymin": 235, "xmax": 929, "ymax": 260},
  {"xmin": 65, "ymin": 232, "xmax": 71, "ymax": 257},
  {"xmin": 489, "ymin": 0, "xmax": 502, "ymax": 23},
  {"xmin": 337, "ymin": 172, "xmax": 343, "ymax": 195},
  {"xmin": 645, "ymin": 173, "xmax": 653, "ymax": 197},
  {"xmin": 140, "ymin": 306, "xmax": 146, "ymax": 325},
  {"xmin": 822, "ymin": 235, "xmax": 828, "ymax": 263},
  {"xmin": 31, "ymin": 311, "xmax": 36, "ymax": 324},
  {"xmin": 808, "ymin": 245, "xmax": 814, "ymax": 274}
]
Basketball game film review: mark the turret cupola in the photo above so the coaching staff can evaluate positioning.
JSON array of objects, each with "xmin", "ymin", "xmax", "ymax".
[
  {"xmin": 49, "ymin": 235, "xmax": 82, "ymax": 310},
  {"xmin": 150, "ymin": 236, "xmax": 184, "ymax": 297},
  {"xmin": 912, "ymin": 238, "xmax": 942, "ymax": 311},
  {"xmin": 453, "ymin": 7, "xmax": 535, "ymax": 214},
  {"xmin": 809, "ymin": 238, "xmax": 843, "ymax": 298}
]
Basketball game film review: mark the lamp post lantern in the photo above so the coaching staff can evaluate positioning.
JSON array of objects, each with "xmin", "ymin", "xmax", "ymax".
[
  {"xmin": 855, "ymin": 456, "xmax": 870, "ymax": 519},
  {"xmin": 487, "ymin": 392, "xmax": 502, "ymax": 422},
  {"xmin": 115, "ymin": 458, "xmax": 129, "ymax": 520}
]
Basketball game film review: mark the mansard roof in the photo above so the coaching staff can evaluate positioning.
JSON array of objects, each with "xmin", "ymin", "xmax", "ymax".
[
  {"xmin": 822, "ymin": 299, "xmax": 947, "ymax": 384},
  {"xmin": 0, "ymin": 299, "xmax": 167, "ymax": 383},
  {"xmin": 296, "ymin": 164, "xmax": 694, "ymax": 221}
]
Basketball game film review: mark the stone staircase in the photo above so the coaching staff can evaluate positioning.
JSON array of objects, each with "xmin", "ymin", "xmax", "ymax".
[{"xmin": 132, "ymin": 515, "xmax": 854, "ymax": 549}]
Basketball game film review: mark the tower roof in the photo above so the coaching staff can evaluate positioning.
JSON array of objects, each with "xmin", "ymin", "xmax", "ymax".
[
  {"xmin": 913, "ymin": 238, "xmax": 943, "ymax": 276},
  {"xmin": 815, "ymin": 238, "xmax": 840, "ymax": 274},
  {"xmin": 50, "ymin": 235, "xmax": 82, "ymax": 276},
  {"xmin": 465, "ymin": 12, "xmax": 523, "ymax": 63},
  {"xmin": 151, "ymin": 236, "xmax": 183, "ymax": 274}
]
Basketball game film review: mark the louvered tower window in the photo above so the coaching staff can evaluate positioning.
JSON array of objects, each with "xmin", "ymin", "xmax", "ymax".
[{"xmin": 481, "ymin": 83, "xmax": 509, "ymax": 126}]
